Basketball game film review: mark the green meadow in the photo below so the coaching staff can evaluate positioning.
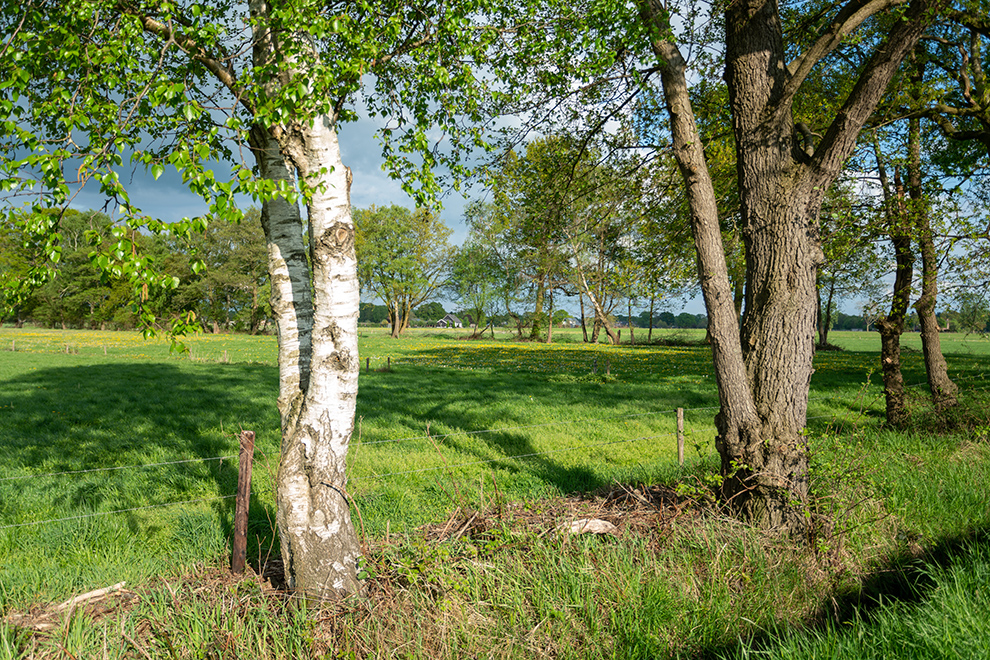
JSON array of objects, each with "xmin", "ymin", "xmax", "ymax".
[{"xmin": 1, "ymin": 327, "xmax": 989, "ymax": 658}]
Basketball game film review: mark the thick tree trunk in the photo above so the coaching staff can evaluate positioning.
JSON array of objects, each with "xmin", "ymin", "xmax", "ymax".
[
  {"xmin": 642, "ymin": 8, "xmax": 772, "ymax": 524},
  {"xmin": 273, "ymin": 118, "xmax": 362, "ymax": 599},
  {"xmin": 640, "ymin": 0, "xmax": 941, "ymax": 532},
  {"xmin": 722, "ymin": 0, "xmax": 822, "ymax": 528}
]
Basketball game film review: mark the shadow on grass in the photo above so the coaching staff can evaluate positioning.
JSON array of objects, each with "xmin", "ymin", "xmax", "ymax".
[
  {"xmin": 0, "ymin": 361, "xmax": 280, "ymax": 563},
  {"xmin": 355, "ymin": 359, "xmax": 716, "ymax": 499},
  {"xmin": 696, "ymin": 525, "xmax": 990, "ymax": 660}
]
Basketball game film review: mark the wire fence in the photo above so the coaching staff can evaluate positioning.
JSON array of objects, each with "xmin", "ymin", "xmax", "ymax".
[{"xmin": 2, "ymin": 374, "xmax": 987, "ymax": 533}]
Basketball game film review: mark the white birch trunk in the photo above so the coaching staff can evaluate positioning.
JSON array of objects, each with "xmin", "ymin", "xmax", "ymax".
[
  {"xmin": 255, "ymin": 132, "xmax": 312, "ymax": 426},
  {"xmin": 273, "ymin": 115, "xmax": 362, "ymax": 598},
  {"xmin": 249, "ymin": 0, "xmax": 362, "ymax": 598}
]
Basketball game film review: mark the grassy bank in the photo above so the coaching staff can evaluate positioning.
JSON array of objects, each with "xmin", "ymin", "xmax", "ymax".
[{"xmin": 1, "ymin": 327, "xmax": 989, "ymax": 658}]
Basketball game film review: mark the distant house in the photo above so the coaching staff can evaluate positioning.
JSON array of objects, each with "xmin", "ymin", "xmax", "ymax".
[
  {"xmin": 436, "ymin": 314, "xmax": 463, "ymax": 328},
  {"xmin": 561, "ymin": 317, "xmax": 580, "ymax": 328}
]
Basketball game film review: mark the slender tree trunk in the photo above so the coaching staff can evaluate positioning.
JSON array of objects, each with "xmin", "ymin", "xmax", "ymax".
[
  {"xmin": 648, "ymin": 296, "xmax": 655, "ymax": 342},
  {"xmin": 250, "ymin": 0, "xmax": 361, "ymax": 599},
  {"xmin": 628, "ymin": 297, "xmax": 636, "ymax": 345},
  {"xmin": 816, "ymin": 275, "xmax": 825, "ymax": 347},
  {"xmin": 530, "ymin": 274, "xmax": 545, "ymax": 341},
  {"xmin": 876, "ymin": 160, "xmax": 914, "ymax": 428},
  {"xmin": 580, "ymin": 294, "xmax": 589, "ymax": 342},
  {"xmin": 389, "ymin": 300, "xmax": 403, "ymax": 338},
  {"xmin": 570, "ymin": 240, "xmax": 618, "ymax": 345},
  {"xmin": 817, "ymin": 274, "xmax": 836, "ymax": 348},
  {"xmin": 907, "ymin": 113, "xmax": 957, "ymax": 408},
  {"xmin": 546, "ymin": 287, "xmax": 554, "ymax": 344}
]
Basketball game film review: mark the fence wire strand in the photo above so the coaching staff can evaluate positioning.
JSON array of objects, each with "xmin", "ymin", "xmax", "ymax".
[
  {"xmin": 353, "ymin": 432, "xmax": 677, "ymax": 482},
  {"xmin": 0, "ymin": 455, "xmax": 239, "ymax": 483},
  {"xmin": 0, "ymin": 495, "xmax": 236, "ymax": 531},
  {"xmin": 359, "ymin": 406, "xmax": 719, "ymax": 447},
  {"xmin": 5, "ymin": 377, "xmax": 988, "ymax": 530}
]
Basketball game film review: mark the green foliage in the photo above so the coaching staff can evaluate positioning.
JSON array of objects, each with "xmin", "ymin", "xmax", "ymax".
[
  {"xmin": 354, "ymin": 204, "xmax": 455, "ymax": 337},
  {"xmin": 0, "ymin": 0, "xmax": 513, "ymax": 339},
  {"xmin": 413, "ymin": 301, "xmax": 447, "ymax": 324},
  {"xmin": 952, "ymin": 290, "xmax": 990, "ymax": 335}
]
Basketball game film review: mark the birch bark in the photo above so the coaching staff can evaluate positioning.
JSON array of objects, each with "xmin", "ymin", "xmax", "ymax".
[{"xmin": 249, "ymin": 0, "xmax": 362, "ymax": 598}]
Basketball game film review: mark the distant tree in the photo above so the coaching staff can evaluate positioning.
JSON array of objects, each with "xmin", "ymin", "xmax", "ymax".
[
  {"xmin": 414, "ymin": 302, "xmax": 447, "ymax": 324},
  {"xmin": 486, "ymin": 140, "xmax": 574, "ymax": 341},
  {"xmin": 552, "ymin": 309, "xmax": 573, "ymax": 327},
  {"xmin": 954, "ymin": 292, "xmax": 990, "ymax": 335},
  {"xmin": 448, "ymin": 241, "xmax": 507, "ymax": 338},
  {"xmin": 171, "ymin": 210, "xmax": 270, "ymax": 334},
  {"xmin": 816, "ymin": 179, "xmax": 885, "ymax": 348},
  {"xmin": 21, "ymin": 210, "xmax": 127, "ymax": 329},
  {"xmin": 461, "ymin": 200, "xmax": 532, "ymax": 338},
  {"xmin": 355, "ymin": 205, "xmax": 454, "ymax": 338},
  {"xmin": 358, "ymin": 303, "xmax": 390, "ymax": 325}
]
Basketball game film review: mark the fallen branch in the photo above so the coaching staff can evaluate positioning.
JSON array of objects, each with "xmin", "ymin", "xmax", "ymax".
[{"xmin": 55, "ymin": 582, "xmax": 127, "ymax": 613}]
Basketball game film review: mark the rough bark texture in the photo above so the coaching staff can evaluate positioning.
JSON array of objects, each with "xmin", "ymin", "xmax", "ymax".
[
  {"xmin": 915, "ymin": 226, "xmax": 957, "ymax": 408},
  {"xmin": 876, "ymin": 156, "xmax": 914, "ymax": 428},
  {"xmin": 907, "ymin": 113, "xmax": 957, "ymax": 409},
  {"xmin": 639, "ymin": 0, "xmax": 945, "ymax": 532},
  {"xmin": 273, "ymin": 117, "xmax": 363, "ymax": 599}
]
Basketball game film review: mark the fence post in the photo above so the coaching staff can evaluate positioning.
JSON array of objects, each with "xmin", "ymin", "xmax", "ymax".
[
  {"xmin": 231, "ymin": 430, "xmax": 255, "ymax": 574},
  {"xmin": 676, "ymin": 408, "xmax": 684, "ymax": 466},
  {"xmin": 366, "ymin": 357, "xmax": 370, "ymax": 373}
]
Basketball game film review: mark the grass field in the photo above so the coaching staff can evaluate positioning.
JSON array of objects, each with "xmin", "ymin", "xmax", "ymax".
[{"xmin": 1, "ymin": 326, "xmax": 989, "ymax": 658}]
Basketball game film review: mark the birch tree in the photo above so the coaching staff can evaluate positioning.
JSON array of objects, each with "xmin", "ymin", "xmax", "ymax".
[{"xmin": 1, "ymin": 0, "xmax": 495, "ymax": 599}]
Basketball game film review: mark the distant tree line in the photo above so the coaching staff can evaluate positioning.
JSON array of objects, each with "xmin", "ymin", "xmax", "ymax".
[
  {"xmin": 6, "ymin": 206, "xmax": 988, "ymax": 343},
  {"xmin": 1, "ymin": 208, "xmax": 270, "ymax": 334}
]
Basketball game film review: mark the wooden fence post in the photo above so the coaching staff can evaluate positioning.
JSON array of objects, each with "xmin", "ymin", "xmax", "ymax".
[
  {"xmin": 676, "ymin": 408, "xmax": 684, "ymax": 466},
  {"xmin": 231, "ymin": 430, "xmax": 255, "ymax": 574}
]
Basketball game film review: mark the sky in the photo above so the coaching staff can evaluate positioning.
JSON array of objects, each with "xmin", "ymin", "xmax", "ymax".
[
  {"xmin": 65, "ymin": 117, "xmax": 473, "ymax": 244},
  {"xmin": 61, "ymin": 115, "xmax": 707, "ymax": 317}
]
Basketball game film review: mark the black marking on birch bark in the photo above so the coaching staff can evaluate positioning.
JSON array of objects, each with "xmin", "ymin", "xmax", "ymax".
[
  {"xmin": 318, "ymin": 222, "xmax": 354, "ymax": 257},
  {"xmin": 320, "ymin": 482, "xmax": 351, "ymax": 509}
]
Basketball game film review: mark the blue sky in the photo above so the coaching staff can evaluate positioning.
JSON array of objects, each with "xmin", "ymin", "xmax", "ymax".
[
  {"xmin": 65, "ymin": 117, "xmax": 473, "ymax": 245},
  {"xmin": 61, "ymin": 116, "xmax": 706, "ymax": 316}
]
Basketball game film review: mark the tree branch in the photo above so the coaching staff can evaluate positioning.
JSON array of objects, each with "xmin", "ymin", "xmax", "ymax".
[
  {"xmin": 119, "ymin": 4, "xmax": 252, "ymax": 116},
  {"xmin": 807, "ymin": 0, "xmax": 950, "ymax": 185},
  {"xmin": 785, "ymin": 0, "xmax": 908, "ymax": 95}
]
